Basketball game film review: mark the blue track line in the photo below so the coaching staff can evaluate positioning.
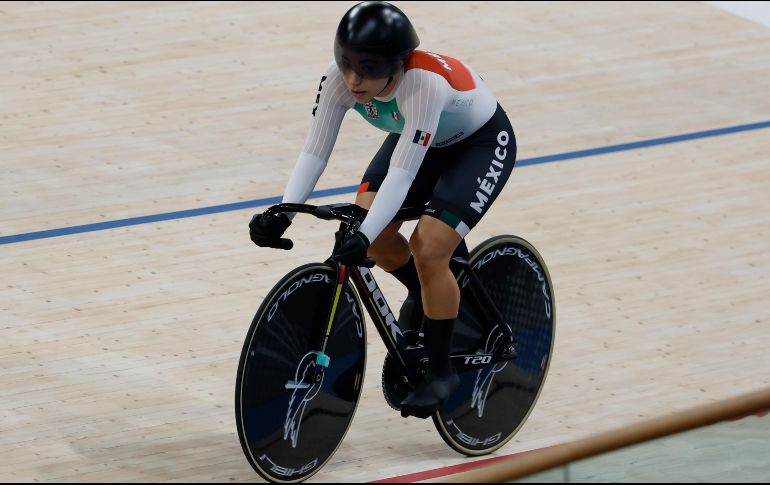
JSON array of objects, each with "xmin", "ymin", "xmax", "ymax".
[{"xmin": 2, "ymin": 120, "xmax": 769, "ymax": 245}]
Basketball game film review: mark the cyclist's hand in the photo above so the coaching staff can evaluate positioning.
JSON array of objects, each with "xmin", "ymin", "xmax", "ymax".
[
  {"xmin": 332, "ymin": 231, "xmax": 371, "ymax": 266},
  {"xmin": 249, "ymin": 212, "xmax": 292, "ymax": 247}
]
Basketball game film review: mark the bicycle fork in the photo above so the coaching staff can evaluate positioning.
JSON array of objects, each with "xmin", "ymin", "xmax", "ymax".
[
  {"xmin": 280, "ymin": 263, "xmax": 351, "ymax": 448},
  {"xmin": 310, "ymin": 263, "xmax": 349, "ymax": 378}
]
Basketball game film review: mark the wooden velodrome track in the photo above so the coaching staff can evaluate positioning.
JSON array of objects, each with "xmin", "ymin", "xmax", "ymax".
[{"xmin": 2, "ymin": 1, "xmax": 769, "ymax": 482}]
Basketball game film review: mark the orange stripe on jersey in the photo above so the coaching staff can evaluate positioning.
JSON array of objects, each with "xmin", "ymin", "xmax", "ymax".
[
  {"xmin": 404, "ymin": 50, "xmax": 476, "ymax": 92},
  {"xmin": 358, "ymin": 181, "xmax": 371, "ymax": 194}
]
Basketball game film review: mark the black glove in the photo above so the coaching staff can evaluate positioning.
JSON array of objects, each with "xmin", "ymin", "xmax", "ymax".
[
  {"xmin": 249, "ymin": 212, "xmax": 292, "ymax": 247},
  {"xmin": 332, "ymin": 231, "xmax": 371, "ymax": 266}
]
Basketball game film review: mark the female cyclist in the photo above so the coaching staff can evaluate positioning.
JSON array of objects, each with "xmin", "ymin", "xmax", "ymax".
[{"xmin": 249, "ymin": 1, "xmax": 517, "ymax": 419}]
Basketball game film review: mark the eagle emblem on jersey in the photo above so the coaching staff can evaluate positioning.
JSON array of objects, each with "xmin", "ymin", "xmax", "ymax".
[{"xmin": 363, "ymin": 102, "xmax": 380, "ymax": 119}]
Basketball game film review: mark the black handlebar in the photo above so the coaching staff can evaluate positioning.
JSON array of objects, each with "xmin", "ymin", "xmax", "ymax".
[
  {"xmin": 264, "ymin": 203, "xmax": 368, "ymax": 225},
  {"xmin": 265, "ymin": 202, "xmax": 425, "ymax": 225},
  {"xmin": 257, "ymin": 203, "xmax": 426, "ymax": 266},
  {"xmin": 264, "ymin": 237, "xmax": 293, "ymax": 251}
]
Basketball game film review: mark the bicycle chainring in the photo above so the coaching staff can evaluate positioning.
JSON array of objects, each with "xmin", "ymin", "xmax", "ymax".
[{"xmin": 381, "ymin": 354, "xmax": 412, "ymax": 411}]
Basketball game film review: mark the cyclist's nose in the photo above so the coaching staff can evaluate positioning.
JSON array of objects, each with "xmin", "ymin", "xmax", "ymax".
[{"xmin": 343, "ymin": 69, "xmax": 363, "ymax": 88}]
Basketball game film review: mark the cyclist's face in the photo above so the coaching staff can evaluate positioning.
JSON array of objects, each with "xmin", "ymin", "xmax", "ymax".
[
  {"xmin": 341, "ymin": 68, "xmax": 391, "ymax": 103},
  {"xmin": 337, "ymin": 49, "xmax": 395, "ymax": 103}
]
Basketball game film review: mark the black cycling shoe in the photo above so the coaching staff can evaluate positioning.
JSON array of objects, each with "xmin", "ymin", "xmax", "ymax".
[
  {"xmin": 398, "ymin": 292, "xmax": 424, "ymax": 333},
  {"xmin": 400, "ymin": 371, "xmax": 460, "ymax": 419}
]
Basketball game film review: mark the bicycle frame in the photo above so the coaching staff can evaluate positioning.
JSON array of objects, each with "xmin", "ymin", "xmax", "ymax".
[
  {"xmin": 345, "ymin": 260, "xmax": 518, "ymax": 381},
  {"xmin": 263, "ymin": 202, "xmax": 518, "ymax": 385}
]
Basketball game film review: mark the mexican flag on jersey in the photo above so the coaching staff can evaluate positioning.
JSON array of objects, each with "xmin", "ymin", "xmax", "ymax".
[{"xmin": 412, "ymin": 130, "xmax": 432, "ymax": 146}]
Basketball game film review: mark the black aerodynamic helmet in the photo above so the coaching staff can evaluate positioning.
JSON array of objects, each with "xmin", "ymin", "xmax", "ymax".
[{"xmin": 334, "ymin": 1, "xmax": 420, "ymax": 79}]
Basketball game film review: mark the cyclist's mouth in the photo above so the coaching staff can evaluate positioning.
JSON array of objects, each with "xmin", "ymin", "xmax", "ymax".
[{"xmin": 351, "ymin": 89, "xmax": 367, "ymax": 99}]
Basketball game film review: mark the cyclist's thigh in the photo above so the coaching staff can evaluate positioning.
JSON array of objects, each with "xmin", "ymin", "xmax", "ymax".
[
  {"xmin": 359, "ymin": 132, "xmax": 443, "ymax": 207},
  {"xmin": 425, "ymin": 104, "xmax": 517, "ymax": 237},
  {"xmin": 355, "ymin": 191, "xmax": 403, "ymax": 241}
]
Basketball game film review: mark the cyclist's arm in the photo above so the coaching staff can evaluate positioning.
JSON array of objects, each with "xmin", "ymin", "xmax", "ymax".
[
  {"xmin": 282, "ymin": 63, "xmax": 355, "ymax": 208},
  {"xmin": 358, "ymin": 70, "xmax": 449, "ymax": 242}
]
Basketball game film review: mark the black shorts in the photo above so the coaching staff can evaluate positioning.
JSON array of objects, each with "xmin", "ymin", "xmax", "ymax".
[{"xmin": 359, "ymin": 103, "xmax": 516, "ymax": 237}]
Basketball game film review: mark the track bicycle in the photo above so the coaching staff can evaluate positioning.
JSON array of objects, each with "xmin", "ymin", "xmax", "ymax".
[{"xmin": 235, "ymin": 202, "xmax": 555, "ymax": 482}]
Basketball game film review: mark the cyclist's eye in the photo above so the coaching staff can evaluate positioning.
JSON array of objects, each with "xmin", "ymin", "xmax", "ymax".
[{"xmin": 358, "ymin": 63, "xmax": 379, "ymax": 78}]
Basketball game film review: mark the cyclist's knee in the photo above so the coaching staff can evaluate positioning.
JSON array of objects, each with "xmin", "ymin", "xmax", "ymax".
[{"xmin": 409, "ymin": 222, "xmax": 459, "ymax": 274}]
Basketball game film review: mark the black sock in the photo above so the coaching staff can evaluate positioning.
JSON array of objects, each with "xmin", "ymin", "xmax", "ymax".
[
  {"xmin": 424, "ymin": 317, "xmax": 455, "ymax": 376},
  {"xmin": 388, "ymin": 255, "xmax": 422, "ymax": 298}
]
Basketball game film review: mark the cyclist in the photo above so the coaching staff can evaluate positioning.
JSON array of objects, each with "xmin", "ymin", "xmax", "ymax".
[{"xmin": 249, "ymin": 1, "xmax": 517, "ymax": 419}]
